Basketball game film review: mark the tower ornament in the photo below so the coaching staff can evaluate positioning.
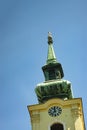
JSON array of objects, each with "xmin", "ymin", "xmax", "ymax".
[{"xmin": 48, "ymin": 32, "xmax": 53, "ymax": 44}]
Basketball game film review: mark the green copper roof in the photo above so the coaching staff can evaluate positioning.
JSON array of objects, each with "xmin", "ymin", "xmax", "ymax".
[
  {"xmin": 42, "ymin": 32, "xmax": 64, "ymax": 81},
  {"xmin": 35, "ymin": 79, "xmax": 73, "ymax": 103},
  {"xmin": 46, "ymin": 32, "xmax": 57, "ymax": 64}
]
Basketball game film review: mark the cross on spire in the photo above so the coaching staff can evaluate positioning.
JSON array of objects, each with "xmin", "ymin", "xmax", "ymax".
[{"xmin": 48, "ymin": 32, "xmax": 53, "ymax": 44}]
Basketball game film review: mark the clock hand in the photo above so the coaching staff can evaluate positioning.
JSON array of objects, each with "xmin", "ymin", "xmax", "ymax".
[{"xmin": 54, "ymin": 106, "xmax": 56, "ymax": 112}]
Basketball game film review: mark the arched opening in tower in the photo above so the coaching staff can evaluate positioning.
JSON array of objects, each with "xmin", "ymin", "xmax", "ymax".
[{"xmin": 51, "ymin": 123, "xmax": 64, "ymax": 130}]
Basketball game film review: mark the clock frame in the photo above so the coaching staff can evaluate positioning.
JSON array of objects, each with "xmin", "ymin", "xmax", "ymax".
[{"xmin": 48, "ymin": 106, "xmax": 62, "ymax": 117}]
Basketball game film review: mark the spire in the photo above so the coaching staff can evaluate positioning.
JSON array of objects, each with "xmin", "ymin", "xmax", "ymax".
[
  {"xmin": 42, "ymin": 32, "xmax": 64, "ymax": 81},
  {"xmin": 47, "ymin": 32, "xmax": 57, "ymax": 64}
]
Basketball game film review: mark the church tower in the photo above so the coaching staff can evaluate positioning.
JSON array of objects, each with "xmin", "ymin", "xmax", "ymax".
[{"xmin": 27, "ymin": 33, "xmax": 85, "ymax": 130}]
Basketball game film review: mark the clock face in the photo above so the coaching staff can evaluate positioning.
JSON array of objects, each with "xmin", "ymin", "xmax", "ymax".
[{"xmin": 48, "ymin": 106, "xmax": 62, "ymax": 117}]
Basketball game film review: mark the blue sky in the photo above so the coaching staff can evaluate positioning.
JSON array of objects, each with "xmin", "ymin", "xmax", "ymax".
[{"xmin": 0, "ymin": 0, "xmax": 87, "ymax": 130}]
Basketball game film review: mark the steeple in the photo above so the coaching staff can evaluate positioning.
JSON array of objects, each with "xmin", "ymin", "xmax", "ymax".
[
  {"xmin": 35, "ymin": 33, "xmax": 73, "ymax": 103},
  {"xmin": 42, "ymin": 32, "xmax": 64, "ymax": 81},
  {"xmin": 28, "ymin": 33, "xmax": 85, "ymax": 130}
]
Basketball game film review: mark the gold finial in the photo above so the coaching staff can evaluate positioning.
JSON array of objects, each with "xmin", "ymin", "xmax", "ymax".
[{"xmin": 48, "ymin": 32, "xmax": 53, "ymax": 44}]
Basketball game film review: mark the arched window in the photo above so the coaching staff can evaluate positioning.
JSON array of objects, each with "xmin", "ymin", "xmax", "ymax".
[{"xmin": 51, "ymin": 123, "xmax": 64, "ymax": 130}]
